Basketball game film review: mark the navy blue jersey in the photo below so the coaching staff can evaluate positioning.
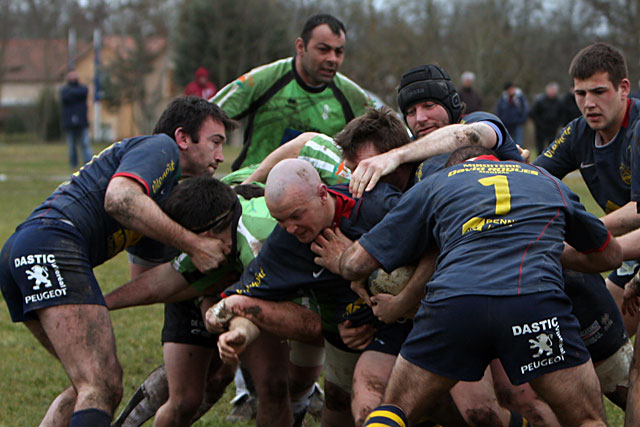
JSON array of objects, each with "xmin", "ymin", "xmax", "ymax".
[
  {"xmin": 534, "ymin": 98, "xmax": 640, "ymax": 213},
  {"xmin": 410, "ymin": 111, "xmax": 524, "ymax": 186},
  {"xmin": 462, "ymin": 111, "xmax": 524, "ymax": 162},
  {"xmin": 222, "ymin": 183, "xmax": 402, "ymax": 342},
  {"xmin": 359, "ymin": 157, "xmax": 611, "ymax": 302},
  {"xmin": 25, "ymin": 134, "xmax": 180, "ymax": 266}
]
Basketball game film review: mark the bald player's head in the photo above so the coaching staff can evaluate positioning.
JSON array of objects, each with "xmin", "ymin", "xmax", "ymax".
[{"xmin": 265, "ymin": 159, "xmax": 334, "ymax": 243}]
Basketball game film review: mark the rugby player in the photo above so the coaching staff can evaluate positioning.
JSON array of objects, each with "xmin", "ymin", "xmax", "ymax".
[
  {"xmin": 349, "ymin": 61, "xmax": 633, "ymax": 415},
  {"xmin": 0, "ymin": 96, "xmax": 235, "ymax": 427},
  {"xmin": 320, "ymin": 145, "xmax": 622, "ymax": 427},
  {"xmin": 109, "ymin": 129, "xmax": 358, "ymax": 427},
  {"xmin": 206, "ymin": 159, "xmax": 433, "ymax": 427},
  {"xmin": 212, "ymin": 13, "xmax": 373, "ymax": 170}
]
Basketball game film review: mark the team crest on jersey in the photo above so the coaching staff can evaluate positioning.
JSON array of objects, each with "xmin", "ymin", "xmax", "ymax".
[
  {"xmin": 620, "ymin": 162, "xmax": 631, "ymax": 185},
  {"xmin": 322, "ymin": 104, "xmax": 331, "ymax": 120}
]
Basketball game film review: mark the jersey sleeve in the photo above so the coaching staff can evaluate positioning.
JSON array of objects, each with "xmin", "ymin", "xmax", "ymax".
[
  {"xmin": 358, "ymin": 179, "xmax": 434, "ymax": 272},
  {"xmin": 298, "ymin": 134, "xmax": 352, "ymax": 185},
  {"xmin": 211, "ymin": 58, "xmax": 291, "ymax": 120},
  {"xmin": 533, "ymin": 121, "xmax": 580, "ymax": 179},
  {"xmin": 461, "ymin": 112, "xmax": 523, "ymax": 161},
  {"xmin": 560, "ymin": 181, "xmax": 612, "ymax": 253},
  {"xmin": 113, "ymin": 135, "xmax": 180, "ymax": 197}
]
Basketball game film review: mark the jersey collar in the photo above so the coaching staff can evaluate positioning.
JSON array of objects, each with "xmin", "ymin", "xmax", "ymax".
[
  {"xmin": 621, "ymin": 98, "xmax": 632, "ymax": 128},
  {"xmin": 328, "ymin": 188, "xmax": 356, "ymax": 228},
  {"xmin": 471, "ymin": 154, "xmax": 500, "ymax": 162},
  {"xmin": 291, "ymin": 56, "xmax": 329, "ymax": 94}
]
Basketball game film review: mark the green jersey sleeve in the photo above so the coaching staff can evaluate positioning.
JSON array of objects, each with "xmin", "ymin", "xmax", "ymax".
[{"xmin": 298, "ymin": 134, "xmax": 351, "ymax": 185}]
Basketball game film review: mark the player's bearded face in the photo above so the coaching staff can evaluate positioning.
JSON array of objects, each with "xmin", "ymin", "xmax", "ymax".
[
  {"xmin": 405, "ymin": 101, "xmax": 450, "ymax": 138},
  {"xmin": 183, "ymin": 117, "xmax": 225, "ymax": 176},
  {"xmin": 297, "ymin": 24, "xmax": 346, "ymax": 86}
]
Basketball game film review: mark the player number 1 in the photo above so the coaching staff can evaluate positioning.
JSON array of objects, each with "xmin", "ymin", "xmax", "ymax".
[{"xmin": 479, "ymin": 175, "xmax": 511, "ymax": 215}]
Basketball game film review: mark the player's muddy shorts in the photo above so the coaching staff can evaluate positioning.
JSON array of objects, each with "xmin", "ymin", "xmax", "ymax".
[
  {"xmin": 161, "ymin": 300, "xmax": 218, "ymax": 348},
  {"xmin": 563, "ymin": 269, "xmax": 628, "ymax": 363},
  {"xmin": 401, "ymin": 289, "xmax": 590, "ymax": 385},
  {"xmin": 0, "ymin": 219, "xmax": 105, "ymax": 322},
  {"xmin": 607, "ymin": 260, "xmax": 640, "ymax": 289}
]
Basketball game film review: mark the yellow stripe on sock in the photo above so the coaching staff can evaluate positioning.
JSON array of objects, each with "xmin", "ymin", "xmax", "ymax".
[{"xmin": 368, "ymin": 409, "xmax": 406, "ymax": 427}]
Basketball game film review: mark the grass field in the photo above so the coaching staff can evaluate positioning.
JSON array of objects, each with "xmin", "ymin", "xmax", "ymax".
[{"xmin": 0, "ymin": 141, "xmax": 624, "ymax": 426}]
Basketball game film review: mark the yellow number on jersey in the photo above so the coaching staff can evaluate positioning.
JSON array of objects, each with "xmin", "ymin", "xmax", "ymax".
[
  {"xmin": 479, "ymin": 175, "xmax": 511, "ymax": 215},
  {"xmin": 461, "ymin": 175, "xmax": 511, "ymax": 234}
]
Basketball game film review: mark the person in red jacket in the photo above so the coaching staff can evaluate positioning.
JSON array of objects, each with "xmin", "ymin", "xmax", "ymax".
[{"xmin": 185, "ymin": 67, "xmax": 217, "ymax": 99}]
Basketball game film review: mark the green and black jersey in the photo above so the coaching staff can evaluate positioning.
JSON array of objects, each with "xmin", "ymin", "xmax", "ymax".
[{"xmin": 212, "ymin": 57, "xmax": 373, "ymax": 170}]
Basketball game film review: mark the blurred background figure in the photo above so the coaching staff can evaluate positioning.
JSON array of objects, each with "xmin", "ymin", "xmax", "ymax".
[
  {"xmin": 530, "ymin": 81, "xmax": 562, "ymax": 155},
  {"xmin": 629, "ymin": 80, "xmax": 640, "ymax": 100},
  {"xmin": 560, "ymin": 83, "xmax": 582, "ymax": 127},
  {"xmin": 185, "ymin": 66, "xmax": 217, "ymax": 99},
  {"xmin": 60, "ymin": 70, "xmax": 92, "ymax": 168},
  {"xmin": 459, "ymin": 71, "xmax": 482, "ymax": 114},
  {"xmin": 495, "ymin": 81, "xmax": 529, "ymax": 146}
]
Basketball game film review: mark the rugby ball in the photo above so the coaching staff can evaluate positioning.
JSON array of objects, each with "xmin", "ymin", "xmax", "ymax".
[{"xmin": 367, "ymin": 265, "xmax": 416, "ymax": 296}]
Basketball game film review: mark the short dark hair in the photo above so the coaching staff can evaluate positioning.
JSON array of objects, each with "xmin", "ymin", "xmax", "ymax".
[
  {"xmin": 445, "ymin": 145, "xmax": 496, "ymax": 168},
  {"xmin": 233, "ymin": 184, "xmax": 265, "ymax": 200},
  {"xmin": 300, "ymin": 14, "xmax": 346, "ymax": 46},
  {"xmin": 153, "ymin": 96, "xmax": 238, "ymax": 143},
  {"xmin": 334, "ymin": 107, "xmax": 410, "ymax": 162},
  {"xmin": 569, "ymin": 42, "xmax": 628, "ymax": 89},
  {"xmin": 161, "ymin": 175, "xmax": 238, "ymax": 233}
]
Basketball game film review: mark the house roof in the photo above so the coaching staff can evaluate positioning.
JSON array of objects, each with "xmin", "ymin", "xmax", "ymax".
[
  {"xmin": 1, "ymin": 36, "xmax": 167, "ymax": 83},
  {"xmin": 1, "ymin": 39, "xmax": 86, "ymax": 83}
]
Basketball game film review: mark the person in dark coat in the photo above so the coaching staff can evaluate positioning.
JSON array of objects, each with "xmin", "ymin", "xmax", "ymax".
[
  {"xmin": 495, "ymin": 81, "xmax": 529, "ymax": 146},
  {"xmin": 459, "ymin": 71, "xmax": 482, "ymax": 114},
  {"xmin": 530, "ymin": 82, "xmax": 563, "ymax": 155},
  {"xmin": 559, "ymin": 84, "xmax": 582, "ymax": 128},
  {"xmin": 60, "ymin": 70, "xmax": 92, "ymax": 168}
]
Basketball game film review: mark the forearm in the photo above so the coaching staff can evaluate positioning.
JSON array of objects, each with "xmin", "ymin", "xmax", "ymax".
[
  {"xmin": 617, "ymin": 228, "xmax": 640, "ymax": 260},
  {"xmin": 600, "ymin": 202, "xmax": 640, "ymax": 236},
  {"xmin": 393, "ymin": 123, "xmax": 497, "ymax": 164},
  {"xmin": 105, "ymin": 263, "xmax": 189, "ymax": 310},
  {"xmin": 105, "ymin": 180, "xmax": 200, "ymax": 255},
  {"xmin": 339, "ymin": 241, "xmax": 381, "ymax": 281},
  {"xmin": 243, "ymin": 132, "xmax": 318, "ymax": 184},
  {"xmin": 397, "ymin": 250, "xmax": 435, "ymax": 305},
  {"xmin": 561, "ymin": 238, "xmax": 623, "ymax": 273},
  {"xmin": 225, "ymin": 295, "xmax": 322, "ymax": 342},
  {"xmin": 228, "ymin": 316, "xmax": 260, "ymax": 346}
]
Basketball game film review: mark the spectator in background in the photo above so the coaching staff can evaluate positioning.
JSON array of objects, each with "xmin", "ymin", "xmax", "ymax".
[
  {"xmin": 559, "ymin": 83, "xmax": 582, "ymax": 127},
  {"xmin": 495, "ymin": 81, "xmax": 529, "ymax": 146},
  {"xmin": 185, "ymin": 67, "xmax": 218, "ymax": 99},
  {"xmin": 60, "ymin": 70, "xmax": 92, "ymax": 168},
  {"xmin": 458, "ymin": 71, "xmax": 482, "ymax": 113},
  {"xmin": 530, "ymin": 81, "xmax": 562, "ymax": 155}
]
